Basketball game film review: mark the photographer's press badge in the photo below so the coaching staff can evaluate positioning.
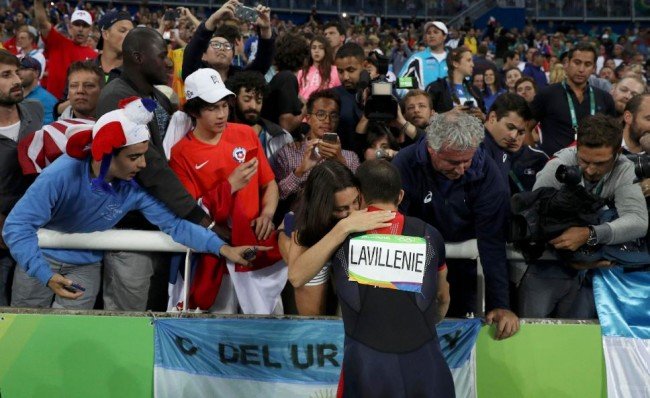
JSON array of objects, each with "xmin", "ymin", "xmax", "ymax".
[{"xmin": 348, "ymin": 234, "xmax": 427, "ymax": 293}]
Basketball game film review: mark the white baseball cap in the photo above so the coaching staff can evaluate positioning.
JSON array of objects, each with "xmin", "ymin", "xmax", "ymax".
[
  {"xmin": 71, "ymin": 10, "xmax": 93, "ymax": 26},
  {"xmin": 423, "ymin": 21, "xmax": 448, "ymax": 36},
  {"xmin": 184, "ymin": 68, "xmax": 235, "ymax": 104}
]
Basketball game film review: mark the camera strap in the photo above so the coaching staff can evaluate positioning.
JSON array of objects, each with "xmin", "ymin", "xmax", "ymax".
[
  {"xmin": 509, "ymin": 170, "xmax": 526, "ymax": 193},
  {"xmin": 563, "ymin": 80, "xmax": 595, "ymax": 139}
]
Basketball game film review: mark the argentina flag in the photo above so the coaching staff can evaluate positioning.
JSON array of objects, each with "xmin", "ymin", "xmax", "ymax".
[
  {"xmin": 154, "ymin": 318, "xmax": 481, "ymax": 398},
  {"xmin": 593, "ymin": 267, "xmax": 650, "ymax": 398}
]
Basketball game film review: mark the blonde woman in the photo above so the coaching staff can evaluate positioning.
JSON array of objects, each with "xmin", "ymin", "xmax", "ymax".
[{"xmin": 549, "ymin": 63, "xmax": 566, "ymax": 84}]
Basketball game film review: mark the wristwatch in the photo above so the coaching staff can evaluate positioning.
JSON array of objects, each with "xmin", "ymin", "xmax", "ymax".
[{"xmin": 587, "ymin": 226, "xmax": 598, "ymax": 246}]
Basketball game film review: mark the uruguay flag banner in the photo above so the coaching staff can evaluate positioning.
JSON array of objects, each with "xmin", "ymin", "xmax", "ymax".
[
  {"xmin": 593, "ymin": 267, "xmax": 650, "ymax": 398},
  {"xmin": 154, "ymin": 318, "xmax": 482, "ymax": 398}
]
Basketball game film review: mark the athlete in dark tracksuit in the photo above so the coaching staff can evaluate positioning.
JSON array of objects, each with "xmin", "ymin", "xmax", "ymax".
[{"xmin": 332, "ymin": 209, "xmax": 455, "ymax": 398}]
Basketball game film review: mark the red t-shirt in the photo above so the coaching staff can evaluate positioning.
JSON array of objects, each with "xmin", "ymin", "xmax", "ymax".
[
  {"xmin": 3, "ymin": 37, "xmax": 17, "ymax": 55},
  {"xmin": 43, "ymin": 27, "xmax": 97, "ymax": 99},
  {"xmin": 169, "ymin": 123, "xmax": 275, "ymax": 221}
]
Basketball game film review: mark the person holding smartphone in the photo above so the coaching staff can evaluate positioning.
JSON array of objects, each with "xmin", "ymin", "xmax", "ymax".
[
  {"xmin": 426, "ymin": 46, "xmax": 485, "ymax": 120},
  {"xmin": 273, "ymin": 89, "xmax": 361, "ymax": 203},
  {"xmin": 169, "ymin": 68, "xmax": 283, "ymax": 314}
]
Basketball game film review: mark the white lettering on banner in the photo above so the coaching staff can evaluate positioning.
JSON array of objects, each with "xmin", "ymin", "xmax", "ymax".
[{"xmin": 348, "ymin": 234, "xmax": 427, "ymax": 292}]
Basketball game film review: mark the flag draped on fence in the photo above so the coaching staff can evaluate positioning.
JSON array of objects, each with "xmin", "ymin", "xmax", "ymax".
[
  {"xmin": 593, "ymin": 267, "xmax": 650, "ymax": 398},
  {"xmin": 154, "ymin": 318, "xmax": 482, "ymax": 398}
]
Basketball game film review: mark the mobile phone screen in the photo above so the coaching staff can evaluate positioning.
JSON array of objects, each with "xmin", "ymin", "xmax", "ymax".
[{"xmin": 322, "ymin": 133, "xmax": 338, "ymax": 143}]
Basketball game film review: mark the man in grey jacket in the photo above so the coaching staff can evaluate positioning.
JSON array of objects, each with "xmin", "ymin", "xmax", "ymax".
[
  {"xmin": 519, "ymin": 114, "xmax": 648, "ymax": 318},
  {"xmin": 0, "ymin": 50, "xmax": 44, "ymax": 305}
]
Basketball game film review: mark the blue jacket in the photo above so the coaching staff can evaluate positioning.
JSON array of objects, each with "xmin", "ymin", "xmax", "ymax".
[
  {"xmin": 26, "ymin": 85, "xmax": 57, "ymax": 125},
  {"xmin": 522, "ymin": 62, "xmax": 548, "ymax": 88},
  {"xmin": 3, "ymin": 155, "xmax": 225, "ymax": 286},
  {"xmin": 397, "ymin": 48, "xmax": 448, "ymax": 94},
  {"xmin": 481, "ymin": 132, "xmax": 548, "ymax": 194},
  {"xmin": 393, "ymin": 135, "xmax": 511, "ymax": 310}
]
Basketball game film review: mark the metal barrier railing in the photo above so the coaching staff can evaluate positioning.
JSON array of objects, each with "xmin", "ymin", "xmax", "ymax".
[{"xmin": 34, "ymin": 229, "xmax": 545, "ymax": 315}]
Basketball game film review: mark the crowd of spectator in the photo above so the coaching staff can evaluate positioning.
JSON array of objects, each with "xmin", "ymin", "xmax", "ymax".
[{"xmin": 0, "ymin": 0, "xmax": 648, "ymax": 340}]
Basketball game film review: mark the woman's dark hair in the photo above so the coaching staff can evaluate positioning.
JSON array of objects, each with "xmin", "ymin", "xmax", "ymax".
[
  {"xmin": 301, "ymin": 35, "xmax": 335, "ymax": 90},
  {"xmin": 446, "ymin": 46, "xmax": 471, "ymax": 76},
  {"xmin": 274, "ymin": 32, "xmax": 310, "ymax": 72},
  {"xmin": 482, "ymin": 65, "xmax": 503, "ymax": 94},
  {"xmin": 366, "ymin": 121, "xmax": 399, "ymax": 150},
  {"xmin": 295, "ymin": 161, "xmax": 358, "ymax": 247}
]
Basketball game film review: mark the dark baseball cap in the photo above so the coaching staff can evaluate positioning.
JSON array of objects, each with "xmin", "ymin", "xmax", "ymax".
[
  {"xmin": 20, "ymin": 56, "xmax": 41, "ymax": 74},
  {"xmin": 97, "ymin": 10, "xmax": 132, "ymax": 50}
]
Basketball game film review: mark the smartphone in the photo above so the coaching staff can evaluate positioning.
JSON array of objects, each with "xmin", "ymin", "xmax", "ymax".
[
  {"xmin": 235, "ymin": 5, "xmax": 259, "ymax": 23},
  {"xmin": 242, "ymin": 248, "xmax": 257, "ymax": 261},
  {"xmin": 163, "ymin": 9, "xmax": 177, "ymax": 21},
  {"xmin": 245, "ymin": 147, "xmax": 258, "ymax": 162},
  {"xmin": 322, "ymin": 132, "xmax": 338, "ymax": 144},
  {"xmin": 63, "ymin": 283, "xmax": 86, "ymax": 293}
]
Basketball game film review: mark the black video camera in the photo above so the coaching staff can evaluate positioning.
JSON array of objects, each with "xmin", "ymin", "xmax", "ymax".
[
  {"xmin": 357, "ymin": 72, "xmax": 417, "ymax": 122},
  {"xmin": 625, "ymin": 153, "xmax": 650, "ymax": 180}
]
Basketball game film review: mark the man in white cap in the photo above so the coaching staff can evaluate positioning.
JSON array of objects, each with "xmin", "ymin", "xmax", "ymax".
[
  {"xmin": 2, "ymin": 96, "xmax": 262, "ymax": 309},
  {"xmin": 33, "ymin": 1, "xmax": 97, "ymax": 99},
  {"xmin": 397, "ymin": 21, "xmax": 449, "ymax": 94},
  {"xmin": 169, "ymin": 68, "xmax": 283, "ymax": 314}
]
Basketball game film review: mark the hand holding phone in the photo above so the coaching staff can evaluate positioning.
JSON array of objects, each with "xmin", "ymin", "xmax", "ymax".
[
  {"xmin": 63, "ymin": 283, "xmax": 86, "ymax": 293},
  {"xmin": 322, "ymin": 132, "xmax": 338, "ymax": 144},
  {"xmin": 235, "ymin": 4, "xmax": 259, "ymax": 23}
]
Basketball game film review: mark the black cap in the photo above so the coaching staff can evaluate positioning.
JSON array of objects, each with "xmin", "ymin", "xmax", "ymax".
[{"xmin": 96, "ymin": 10, "xmax": 132, "ymax": 50}]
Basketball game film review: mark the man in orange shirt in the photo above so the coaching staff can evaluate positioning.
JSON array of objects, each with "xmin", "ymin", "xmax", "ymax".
[
  {"xmin": 34, "ymin": 2, "xmax": 97, "ymax": 99},
  {"xmin": 169, "ymin": 68, "xmax": 281, "ymax": 313}
]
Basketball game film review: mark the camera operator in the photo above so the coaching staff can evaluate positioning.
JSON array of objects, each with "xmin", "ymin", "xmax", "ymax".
[
  {"xmin": 519, "ymin": 114, "xmax": 648, "ymax": 318},
  {"xmin": 622, "ymin": 94, "xmax": 650, "ymax": 198}
]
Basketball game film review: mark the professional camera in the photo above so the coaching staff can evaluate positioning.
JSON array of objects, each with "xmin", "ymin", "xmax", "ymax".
[
  {"xmin": 555, "ymin": 164, "xmax": 582, "ymax": 185},
  {"xmin": 356, "ymin": 50, "xmax": 418, "ymax": 122},
  {"xmin": 624, "ymin": 153, "xmax": 650, "ymax": 180}
]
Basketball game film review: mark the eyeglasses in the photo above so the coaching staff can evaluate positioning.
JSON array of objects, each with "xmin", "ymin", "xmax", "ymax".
[
  {"xmin": 209, "ymin": 41, "xmax": 233, "ymax": 51},
  {"xmin": 311, "ymin": 110, "xmax": 339, "ymax": 121}
]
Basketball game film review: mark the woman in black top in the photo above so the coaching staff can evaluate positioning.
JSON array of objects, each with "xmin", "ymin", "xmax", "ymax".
[{"xmin": 426, "ymin": 46, "xmax": 486, "ymax": 119}]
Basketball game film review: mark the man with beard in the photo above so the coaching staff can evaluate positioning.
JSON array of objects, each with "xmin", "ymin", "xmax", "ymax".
[
  {"xmin": 0, "ymin": 50, "xmax": 44, "ymax": 305},
  {"xmin": 225, "ymin": 71, "xmax": 292, "ymax": 168},
  {"xmin": 401, "ymin": 89, "xmax": 435, "ymax": 135},
  {"xmin": 17, "ymin": 56, "xmax": 56, "ymax": 124},
  {"xmin": 610, "ymin": 76, "xmax": 646, "ymax": 119},
  {"xmin": 96, "ymin": 28, "xmax": 218, "ymax": 312},
  {"xmin": 34, "ymin": 2, "xmax": 97, "ymax": 99},
  {"xmin": 333, "ymin": 42, "xmax": 365, "ymax": 154}
]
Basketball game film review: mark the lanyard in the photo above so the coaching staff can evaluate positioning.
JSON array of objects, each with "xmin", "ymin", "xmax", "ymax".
[
  {"xmin": 563, "ymin": 81, "xmax": 595, "ymax": 138},
  {"xmin": 508, "ymin": 170, "xmax": 526, "ymax": 193}
]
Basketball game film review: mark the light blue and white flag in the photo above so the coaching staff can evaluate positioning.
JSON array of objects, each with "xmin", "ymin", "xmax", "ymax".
[
  {"xmin": 593, "ymin": 267, "xmax": 650, "ymax": 398},
  {"xmin": 154, "ymin": 318, "xmax": 481, "ymax": 398}
]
